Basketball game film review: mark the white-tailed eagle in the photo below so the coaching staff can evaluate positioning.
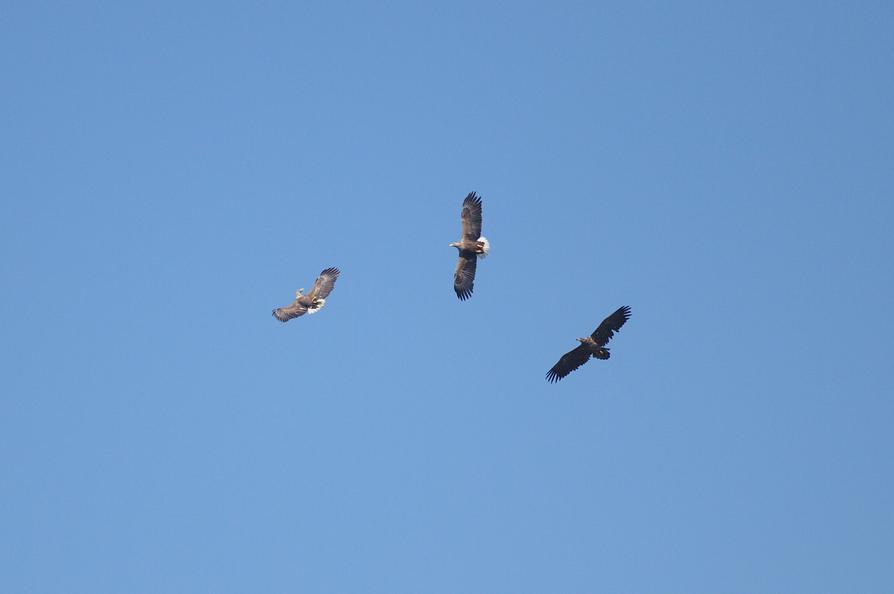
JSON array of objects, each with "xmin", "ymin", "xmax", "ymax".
[
  {"xmin": 272, "ymin": 267, "xmax": 340, "ymax": 322},
  {"xmin": 546, "ymin": 306, "xmax": 631, "ymax": 383},
  {"xmin": 449, "ymin": 192, "xmax": 490, "ymax": 300}
]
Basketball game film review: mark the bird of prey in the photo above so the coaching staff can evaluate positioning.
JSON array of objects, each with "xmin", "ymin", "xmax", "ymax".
[
  {"xmin": 272, "ymin": 267, "xmax": 340, "ymax": 322},
  {"xmin": 449, "ymin": 192, "xmax": 490, "ymax": 300},
  {"xmin": 546, "ymin": 306, "xmax": 631, "ymax": 383}
]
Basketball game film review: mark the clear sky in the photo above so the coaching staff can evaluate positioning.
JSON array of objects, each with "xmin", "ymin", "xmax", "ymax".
[{"xmin": 2, "ymin": 1, "xmax": 893, "ymax": 592}]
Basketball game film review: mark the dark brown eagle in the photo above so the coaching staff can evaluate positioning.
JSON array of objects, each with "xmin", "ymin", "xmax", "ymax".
[
  {"xmin": 546, "ymin": 306, "xmax": 631, "ymax": 383},
  {"xmin": 272, "ymin": 267, "xmax": 340, "ymax": 322},
  {"xmin": 449, "ymin": 192, "xmax": 490, "ymax": 300}
]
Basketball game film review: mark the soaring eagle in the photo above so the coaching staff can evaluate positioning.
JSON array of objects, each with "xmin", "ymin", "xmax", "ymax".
[
  {"xmin": 546, "ymin": 306, "xmax": 631, "ymax": 383},
  {"xmin": 272, "ymin": 267, "xmax": 340, "ymax": 322},
  {"xmin": 449, "ymin": 192, "xmax": 490, "ymax": 300}
]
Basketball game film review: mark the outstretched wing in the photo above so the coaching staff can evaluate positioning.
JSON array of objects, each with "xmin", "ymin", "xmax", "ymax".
[
  {"xmin": 546, "ymin": 344, "xmax": 592, "ymax": 383},
  {"xmin": 590, "ymin": 305, "xmax": 631, "ymax": 346},
  {"xmin": 307, "ymin": 267, "xmax": 340, "ymax": 299},
  {"xmin": 454, "ymin": 250, "xmax": 477, "ymax": 300},
  {"xmin": 272, "ymin": 301, "xmax": 307, "ymax": 322},
  {"xmin": 460, "ymin": 192, "xmax": 483, "ymax": 241}
]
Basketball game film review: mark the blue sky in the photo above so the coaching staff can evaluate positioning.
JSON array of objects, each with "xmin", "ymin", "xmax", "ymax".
[{"xmin": 2, "ymin": 1, "xmax": 893, "ymax": 592}]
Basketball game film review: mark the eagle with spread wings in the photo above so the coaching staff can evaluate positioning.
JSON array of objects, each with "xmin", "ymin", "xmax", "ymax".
[
  {"xmin": 272, "ymin": 267, "xmax": 340, "ymax": 322},
  {"xmin": 546, "ymin": 306, "xmax": 631, "ymax": 383},
  {"xmin": 449, "ymin": 192, "xmax": 490, "ymax": 300}
]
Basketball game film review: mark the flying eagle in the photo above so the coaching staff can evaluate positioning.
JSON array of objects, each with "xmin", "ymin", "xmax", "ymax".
[
  {"xmin": 449, "ymin": 192, "xmax": 490, "ymax": 300},
  {"xmin": 546, "ymin": 306, "xmax": 631, "ymax": 383},
  {"xmin": 272, "ymin": 267, "xmax": 340, "ymax": 322}
]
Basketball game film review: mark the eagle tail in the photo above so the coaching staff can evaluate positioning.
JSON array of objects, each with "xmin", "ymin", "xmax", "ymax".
[
  {"xmin": 307, "ymin": 298, "xmax": 326, "ymax": 314},
  {"xmin": 594, "ymin": 348, "xmax": 610, "ymax": 360},
  {"xmin": 477, "ymin": 236, "xmax": 490, "ymax": 259}
]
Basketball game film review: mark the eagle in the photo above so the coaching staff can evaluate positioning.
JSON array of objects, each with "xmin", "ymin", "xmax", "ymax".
[
  {"xmin": 272, "ymin": 267, "xmax": 340, "ymax": 322},
  {"xmin": 449, "ymin": 192, "xmax": 490, "ymax": 300},
  {"xmin": 546, "ymin": 306, "xmax": 631, "ymax": 383}
]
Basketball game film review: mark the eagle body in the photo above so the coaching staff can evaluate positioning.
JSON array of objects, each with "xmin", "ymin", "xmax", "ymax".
[
  {"xmin": 450, "ymin": 238, "xmax": 489, "ymax": 254},
  {"xmin": 576, "ymin": 337, "xmax": 611, "ymax": 360}
]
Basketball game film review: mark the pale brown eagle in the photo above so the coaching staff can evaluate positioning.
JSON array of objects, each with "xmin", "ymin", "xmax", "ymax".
[
  {"xmin": 272, "ymin": 267, "xmax": 340, "ymax": 322},
  {"xmin": 449, "ymin": 192, "xmax": 490, "ymax": 300},
  {"xmin": 546, "ymin": 306, "xmax": 631, "ymax": 383}
]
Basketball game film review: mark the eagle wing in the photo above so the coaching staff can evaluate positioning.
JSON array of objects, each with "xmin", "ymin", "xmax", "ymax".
[
  {"xmin": 272, "ymin": 301, "xmax": 307, "ymax": 322},
  {"xmin": 460, "ymin": 192, "xmax": 483, "ymax": 241},
  {"xmin": 590, "ymin": 306, "xmax": 631, "ymax": 346},
  {"xmin": 453, "ymin": 250, "xmax": 477, "ymax": 300},
  {"xmin": 546, "ymin": 343, "xmax": 592, "ymax": 383},
  {"xmin": 307, "ymin": 267, "xmax": 340, "ymax": 300}
]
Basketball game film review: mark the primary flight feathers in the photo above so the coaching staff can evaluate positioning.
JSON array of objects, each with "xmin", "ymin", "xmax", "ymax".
[
  {"xmin": 449, "ymin": 192, "xmax": 490, "ymax": 300},
  {"xmin": 546, "ymin": 306, "xmax": 631, "ymax": 383},
  {"xmin": 272, "ymin": 267, "xmax": 340, "ymax": 322}
]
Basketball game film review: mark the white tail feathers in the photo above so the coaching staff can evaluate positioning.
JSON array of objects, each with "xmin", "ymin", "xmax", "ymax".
[
  {"xmin": 477, "ymin": 236, "xmax": 490, "ymax": 259},
  {"xmin": 307, "ymin": 298, "xmax": 326, "ymax": 314}
]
